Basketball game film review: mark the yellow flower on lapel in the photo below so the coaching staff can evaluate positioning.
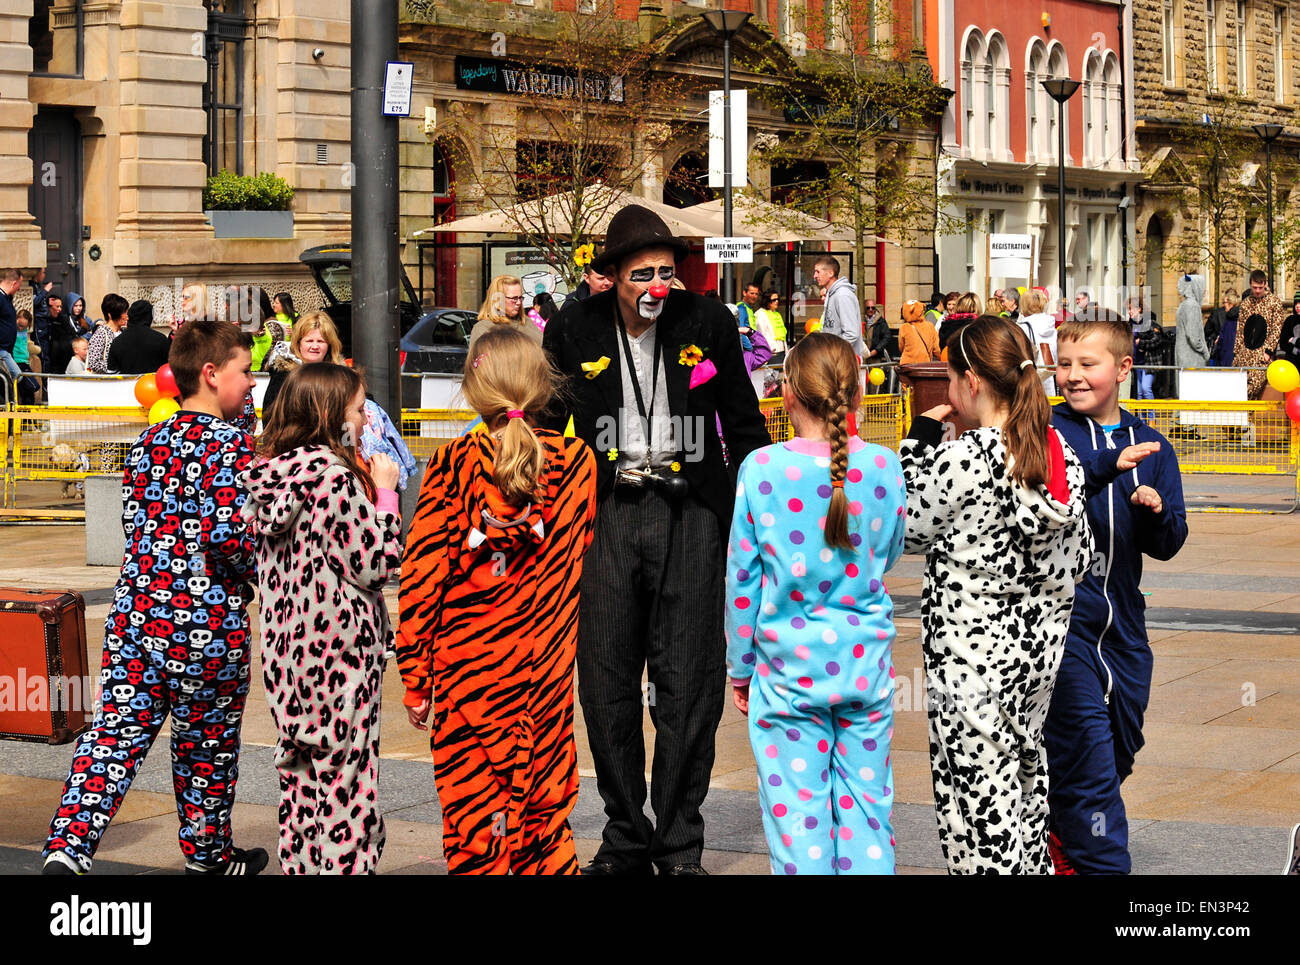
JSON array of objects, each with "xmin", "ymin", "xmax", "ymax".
[
  {"xmin": 607, "ymin": 447, "xmax": 619, "ymax": 461},
  {"xmin": 670, "ymin": 461, "xmax": 682, "ymax": 473},
  {"xmin": 678, "ymin": 344, "xmax": 704, "ymax": 367},
  {"xmin": 582, "ymin": 356, "xmax": 611, "ymax": 380}
]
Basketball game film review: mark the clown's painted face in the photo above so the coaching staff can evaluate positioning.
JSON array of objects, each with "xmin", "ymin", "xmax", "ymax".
[{"xmin": 617, "ymin": 246, "xmax": 676, "ymax": 323}]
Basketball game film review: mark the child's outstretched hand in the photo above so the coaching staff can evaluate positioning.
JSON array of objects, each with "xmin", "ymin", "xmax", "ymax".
[
  {"xmin": 407, "ymin": 697, "xmax": 430, "ymax": 731},
  {"xmin": 370, "ymin": 452, "xmax": 400, "ymax": 491},
  {"xmin": 732, "ymin": 682, "xmax": 750, "ymax": 717},
  {"xmin": 1131, "ymin": 485, "xmax": 1163, "ymax": 514},
  {"xmin": 1117, "ymin": 441, "xmax": 1160, "ymax": 471},
  {"xmin": 921, "ymin": 403, "xmax": 954, "ymax": 423}
]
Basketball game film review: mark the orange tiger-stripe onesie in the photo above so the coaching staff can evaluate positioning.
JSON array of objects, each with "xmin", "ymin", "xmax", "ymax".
[{"xmin": 397, "ymin": 428, "xmax": 597, "ymax": 874}]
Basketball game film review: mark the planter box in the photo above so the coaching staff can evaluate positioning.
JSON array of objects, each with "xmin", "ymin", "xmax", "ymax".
[{"xmin": 204, "ymin": 209, "xmax": 294, "ymax": 239}]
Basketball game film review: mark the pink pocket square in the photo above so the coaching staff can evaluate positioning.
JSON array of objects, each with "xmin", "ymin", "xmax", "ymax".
[{"xmin": 689, "ymin": 358, "xmax": 717, "ymax": 390}]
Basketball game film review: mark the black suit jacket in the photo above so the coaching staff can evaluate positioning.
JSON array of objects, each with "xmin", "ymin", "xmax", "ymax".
[
  {"xmin": 107, "ymin": 322, "xmax": 171, "ymax": 374},
  {"xmin": 542, "ymin": 289, "xmax": 771, "ymax": 526}
]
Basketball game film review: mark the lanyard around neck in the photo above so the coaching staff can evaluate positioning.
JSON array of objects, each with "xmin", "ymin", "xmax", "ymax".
[{"xmin": 614, "ymin": 300, "xmax": 660, "ymax": 426}]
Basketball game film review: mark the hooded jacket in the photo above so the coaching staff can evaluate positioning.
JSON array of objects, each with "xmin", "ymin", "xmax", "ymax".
[
  {"xmin": 1174, "ymin": 274, "xmax": 1210, "ymax": 368},
  {"xmin": 1051, "ymin": 403, "xmax": 1188, "ymax": 674},
  {"xmin": 901, "ymin": 418, "xmax": 1093, "ymax": 691},
  {"xmin": 107, "ymin": 303, "xmax": 171, "ymax": 374},
  {"xmin": 397, "ymin": 429, "xmax": 596, "ymax": 707},
  {"xmin": 240, "ymin": 446, "xmax": 403, "ymax": 746},
  {"xmin": 821, "ymin": 276, "xmax": 865, "ymax": 356}
]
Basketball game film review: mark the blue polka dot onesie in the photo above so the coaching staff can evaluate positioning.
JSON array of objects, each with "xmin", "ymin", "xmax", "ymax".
[{"xmin": 725, "ymin": 436, "xmax": 907, "ymax": 875}]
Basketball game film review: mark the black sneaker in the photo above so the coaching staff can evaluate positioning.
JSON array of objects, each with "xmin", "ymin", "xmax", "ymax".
[
  {"xmin": 185, "ymin": 846, "xmax": 269, "ymax": 876},
  {"xmin": 1285, "ymin": 823, "xmax": 1300, "ymax": 876}
]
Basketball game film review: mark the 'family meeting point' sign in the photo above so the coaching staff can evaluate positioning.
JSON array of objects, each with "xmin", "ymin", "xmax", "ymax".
[{"xmin": 454, "ymin": 56, "xmax": 624, "ymax": 103}]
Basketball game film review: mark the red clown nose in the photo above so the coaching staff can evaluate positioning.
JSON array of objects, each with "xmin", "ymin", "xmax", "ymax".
[{"xmin": 648, "ymin": 282, "xmax": 669, "ymax": 299}]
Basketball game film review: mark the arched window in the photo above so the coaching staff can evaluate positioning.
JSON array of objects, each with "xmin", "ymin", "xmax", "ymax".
[
  {"xmin": 1083, "ymin": 49, "xmax": 1102, "ymax": 166},
  {"xmin": 960, "ymin": 28, "xmax": 986, "ymax": 158},
  {"xmin": 1026, "ymin": 39, "xmax": 1048, "ymax": 162},
  {"xmin": 1046, "ymin": 42, "xmax": 1069, "ymax": 164},
  {"xmin": 203, "ymin": 1, "xmax": 248, "ymax": 176},
  {"xmin": 985, "ymin": 33, "xmax": 1010, "ymax": 161},
  {"xmin": 1103, "ymin": 52, "xmax": 1122, "ymax": 168}
]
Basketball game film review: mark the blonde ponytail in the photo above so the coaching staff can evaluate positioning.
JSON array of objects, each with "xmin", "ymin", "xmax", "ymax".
[{"xmin": 461, "ymin": 326, "xmax": 562, "ymax": 506}]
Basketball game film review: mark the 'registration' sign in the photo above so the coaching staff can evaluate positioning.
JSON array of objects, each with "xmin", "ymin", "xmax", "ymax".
[
  {"xmin": 454, "ymin": 55, "xmax": 624, "ymax": 103},
  {"xmin": 988, "ymin": 233, "xmax": 1033, "ymax": 278}
]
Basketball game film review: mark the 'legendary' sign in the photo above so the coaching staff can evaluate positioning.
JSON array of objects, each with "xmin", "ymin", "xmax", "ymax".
[{"xmin": 455, "ymin": 56, "xmax": 624, "ymax": 103}]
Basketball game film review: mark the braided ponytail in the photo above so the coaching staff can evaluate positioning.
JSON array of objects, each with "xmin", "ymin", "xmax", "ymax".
[
  {"xmin": 825, "ymin": 393, "xmax": 853, "ymax": 550},
  {"xmin": 784, "ymin": 333, "xmax": 859, "ymax": 552}
]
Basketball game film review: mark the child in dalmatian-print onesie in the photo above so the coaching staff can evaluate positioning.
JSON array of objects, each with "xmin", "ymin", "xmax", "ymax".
[
  {"xmin": 899, "ymin": 316, "xmax": 1093, "ymax": 875},
  {"xmin": 43, "ymin": 321, "xmax": 264, "ymax": 875},
  {"xmin": 240, "ymin": 363, "xmax": 403, "ymax": 875},
  {"xmin": 726, "ymin": 333, "xmax": 907, "ymax": 875}
]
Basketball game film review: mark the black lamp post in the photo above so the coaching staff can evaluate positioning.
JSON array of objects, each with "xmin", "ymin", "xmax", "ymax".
[
  {"xmin": 1252, "ymin": 123, "xmax": 1283, "ymax": 292},
  {"xmin": 1042, "ymin": 78, "xmax": 1081, "ymax": 310},
  {"xmin": 702, "ymin": 9, "xmax": 751, "ymax": 304}
]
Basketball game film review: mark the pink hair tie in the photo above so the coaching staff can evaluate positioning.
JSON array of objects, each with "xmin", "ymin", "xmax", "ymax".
[
  {"xmin": 507, "ymin": 409, "xmax": 526, "ymax": 420},
  {"xmin": 472, "ymin": 354, "xmax": 487, "ymax": 369}
]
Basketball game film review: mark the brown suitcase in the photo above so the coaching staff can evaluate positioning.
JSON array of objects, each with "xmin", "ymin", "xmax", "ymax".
[{"xmin": 0, "ymin": 589, "xmax": 91, "ymax": 744}]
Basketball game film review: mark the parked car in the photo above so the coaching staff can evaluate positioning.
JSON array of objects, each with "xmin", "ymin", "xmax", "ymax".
[
  {"xmin": 299, "ymin": 243, "xmax": 447, "ymax": 359},
  {"xmin": 400, "ymin": 308, "xmax": 475, "ymax": 374}
]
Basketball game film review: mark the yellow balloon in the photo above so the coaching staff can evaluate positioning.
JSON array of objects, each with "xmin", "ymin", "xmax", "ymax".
[
  {"xmin": 868, "ymin": 367, "xmax": 886, "ymax": 386},
  {"xmin": 1267, "ymin": 359, "xmax": 1300, "ymax": 394},
  {"xmin": 148, "ymin": 397, "xmax": 180, "ymax": 425}
]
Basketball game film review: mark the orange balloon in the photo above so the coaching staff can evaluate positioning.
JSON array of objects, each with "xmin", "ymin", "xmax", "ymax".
[{"xmin": 134, "ymin": 374, "xmax": 163, "ymax": 408}]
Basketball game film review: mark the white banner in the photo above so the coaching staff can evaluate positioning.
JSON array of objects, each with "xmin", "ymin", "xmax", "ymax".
[
  {"xmin": 989, "ymin": 232, "xmax": 1033, "ymax": 278},
  {"xmin": 708, "ymin": 89, "xmax": 747, "ymax": 189}
]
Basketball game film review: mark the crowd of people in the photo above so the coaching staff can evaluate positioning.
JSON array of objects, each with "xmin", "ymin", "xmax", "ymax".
[
  {"xmin": 0, "ymin": 271, "xmax": 304, "ymax": 405},
  {"xmin": 22, "ymin": 202, "xmax": 1300, "ymax": 878}
]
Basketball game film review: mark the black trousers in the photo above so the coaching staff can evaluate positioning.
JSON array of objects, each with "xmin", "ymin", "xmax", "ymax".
[{"xmin": 576, "ymin": 487, "xmax": 726, "ymax": 869}]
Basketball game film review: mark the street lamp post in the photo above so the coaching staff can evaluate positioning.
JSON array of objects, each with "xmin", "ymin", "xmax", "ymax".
[
  {"xmin": 1252, "ymin": 123, "xmax": 1283, "ymax": 292},
  {"xmin": 1042, "ymin": 79, "xmax": 1081, "ymax": 311},
  {"xmin": 702, "ymin": 9, "xmax": 751, "ymax": 304}
]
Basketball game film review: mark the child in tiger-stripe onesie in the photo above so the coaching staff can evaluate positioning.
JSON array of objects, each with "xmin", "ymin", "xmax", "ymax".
[{"xmin": 398, "ymin": 327, "xmax": 597, "ymax": 875}]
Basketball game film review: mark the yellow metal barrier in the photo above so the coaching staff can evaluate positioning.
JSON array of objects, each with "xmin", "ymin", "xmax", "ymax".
[{"xmin": 2, "ymin": 394, "xmax": 1296, "ymax": 515}]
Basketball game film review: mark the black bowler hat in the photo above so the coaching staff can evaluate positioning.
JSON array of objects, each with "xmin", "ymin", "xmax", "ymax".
[{"xmin": 592, "ymin": 204, "xmax": 691, "ymax": 274}]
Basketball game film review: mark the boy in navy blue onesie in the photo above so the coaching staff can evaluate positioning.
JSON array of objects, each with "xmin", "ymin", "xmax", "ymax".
[
  {"xmin": 1047, "ymin": 315, "xmax": 1189, "ymax": 874},
  {"xmin": 43, "ymin": 320, "xmax": 265, "ymax": 875}
]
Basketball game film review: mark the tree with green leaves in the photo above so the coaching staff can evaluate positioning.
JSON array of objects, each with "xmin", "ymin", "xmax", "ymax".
[{"xmin": 740, "ymin": 1, "xmax": 951, "ymax": 304}]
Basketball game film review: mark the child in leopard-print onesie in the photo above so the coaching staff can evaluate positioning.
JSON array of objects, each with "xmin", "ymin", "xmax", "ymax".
[
  {"xmin": 241, "ymin": 363, "xmax": 404, "ymax": 874},
  {"xmin": 899, "ymin": 316, "xmax": 1093, "ymax": 875}
]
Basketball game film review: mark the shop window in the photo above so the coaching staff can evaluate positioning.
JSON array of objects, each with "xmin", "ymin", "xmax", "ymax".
[{"xmin": 515, "ymin": 141, "xmax": 612, "ymax": 202}]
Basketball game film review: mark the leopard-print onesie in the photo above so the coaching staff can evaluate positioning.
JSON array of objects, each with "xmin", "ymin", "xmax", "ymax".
[
  {"xmin": 241, "ymin": 445, "xmax": 403, "ymax": 874},
  {"xmin": 900, "ymin": 420, "xmax": 1092, "ymax": 874}
]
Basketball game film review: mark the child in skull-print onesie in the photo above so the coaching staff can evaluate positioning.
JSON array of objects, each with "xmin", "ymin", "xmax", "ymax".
[
  {"xmin": 241, "ymin": 364, "xmax": 403, "ymax": 875},
  {"xmin": 899, "ymin": 316, "xmax": 1093, "ymax": 875},
  {"xmin": 43, "ymin": 412, "xmax": 257, "ymax": 873},
  {"xmin": 726, "ymin": 332, "xmax": 908, "ymax": 875}
]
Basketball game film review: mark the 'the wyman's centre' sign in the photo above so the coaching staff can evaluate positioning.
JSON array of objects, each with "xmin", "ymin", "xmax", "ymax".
[{"xmin": 455, "ymin": 55, "xmax": 624, "ymax": 103}]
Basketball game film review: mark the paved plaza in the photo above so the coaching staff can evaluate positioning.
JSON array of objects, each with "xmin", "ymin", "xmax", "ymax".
[{"xmin": 2, "ymin": 476, "xmax": 1299, "ymax": 875}]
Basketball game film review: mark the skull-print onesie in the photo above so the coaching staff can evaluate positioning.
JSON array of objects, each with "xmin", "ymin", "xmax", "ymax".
[
  {"xmin": 44, "ymin": 412, "xmax": 256, "ymax": 873},
  {"xmin": 726, "ymin": 436, "xmax": 907, "ymax": 875},
  {"xmin": 241, "ymin": 446, "xmax": 404, "ymax": 874},
  {"xmin": 900, "ymin": 417, "xmax": 1092, "ymax": 874}
]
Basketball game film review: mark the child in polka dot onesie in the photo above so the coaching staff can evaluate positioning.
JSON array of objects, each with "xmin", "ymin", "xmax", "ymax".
[{"xmin": 726, "ymin": 334, "xmax": 907, "ymax": 875}]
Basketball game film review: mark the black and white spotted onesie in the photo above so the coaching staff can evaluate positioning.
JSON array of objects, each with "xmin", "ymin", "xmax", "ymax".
[{"xmin": 900, "ymin": 419, "xmax": 1092, "ymax": 874}]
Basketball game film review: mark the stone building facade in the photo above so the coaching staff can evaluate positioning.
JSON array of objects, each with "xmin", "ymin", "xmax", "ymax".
[
  {"xmin": 1, "ymin": 0, "xmax": 350, "ymax": 320},
  {"xmin": 400, "ymin": 0, "xmax": 941, "ymax": 315},
  {"xmin": 1132, "ymin": 0, "xmax": 1300, "ymax": 323},
  {"xmin": 925, "ymin": 0, "xmax": 1142, "ymax": 307}
]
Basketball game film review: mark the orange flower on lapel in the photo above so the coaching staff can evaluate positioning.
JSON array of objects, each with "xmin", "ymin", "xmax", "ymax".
[{"xmin": 678, "ymin": 344, "xmax": 704, "ymax": 367}]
